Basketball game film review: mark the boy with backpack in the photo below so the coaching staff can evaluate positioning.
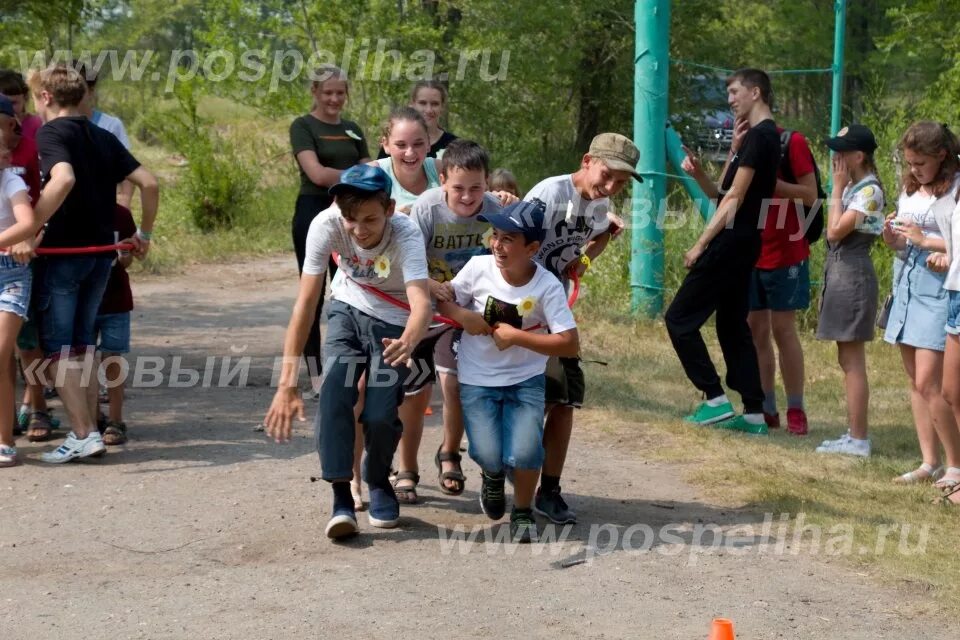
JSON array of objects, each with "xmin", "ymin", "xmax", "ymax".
[
  {"xmin": 670, "ymin": 68, "xmax": 782, "ymax": 434},
  {"xmin": 745, "ymin": 121, "xmax": 824, "ymax": 436}
]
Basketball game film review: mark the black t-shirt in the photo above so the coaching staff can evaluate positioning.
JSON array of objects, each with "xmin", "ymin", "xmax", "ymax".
[
  {"xmin": 290, "ymin": 115, "xmax": 368, "ymax": 197},
  {"xmin": 377, "ymin": 130, "xmax": 458, "ymax": 160},
  {"xmin": 718, "ymin": 118, "xmax": 781, "ymax": 238},
  {"xmin": 36, "ymin": 116, "xmax": 140, "ymax": 248}
]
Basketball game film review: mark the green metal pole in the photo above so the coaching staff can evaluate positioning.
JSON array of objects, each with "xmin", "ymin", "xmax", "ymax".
[
  {"xmin": 664, "ymin": 123, "xmax": 716, "ymax": 221},
  {"xmin": 631, "ymin": 0, "xmax": 670, "ymax": 317},
  {"xmin": 830, "ymin": 0, "xmax": 846, "ymax": 136}
]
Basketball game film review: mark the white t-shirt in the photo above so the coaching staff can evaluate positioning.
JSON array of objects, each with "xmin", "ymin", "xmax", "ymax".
[
  {"xmin": 92, "ymin": 110, "xmax": 131, "ymax": 149},
  {"xmin": 525, "ymin": 174, "xmax": 610, "ymax": 278},
  {"xmin": 451, "ymin": 255, "xmax": 577, "ymax": 387},
  {"xmin": 0, "ymin": 170, "xmax": 28, "ymax": 234},
  {"xmin": 410, "ymin": 186, "xmax": 499, "ymax": 282},
  {"xmin": 934, "ymin": 198, "xmax": 960, "ymax": 292},
  {"xmin": 895, "ymin": 174, "xmax": 960, "ymax": 242},
  {"xmin": 303, "ymin": 205, "xmax": 429, "ymax": 327}
]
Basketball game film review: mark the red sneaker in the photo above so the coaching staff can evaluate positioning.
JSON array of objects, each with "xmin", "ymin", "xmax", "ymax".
[
  {"xmin": 764, "ymin": 412, "xmax": 781, "ymax": 429},
  {"xmin": 786, "ymin": 408, "xmax": 808, "ymax": 436}
]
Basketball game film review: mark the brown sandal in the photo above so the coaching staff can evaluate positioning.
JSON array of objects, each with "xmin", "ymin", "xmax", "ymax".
[
  {"xmin": 102, "ymin": 421, "xmax": 128, "ymax": 446},
  {"xmin": 391, "ymin": 471, "xmax": 419, "ymax": 504},
  {"xmin": 26, "ymin": 412, "xmax": 54, "ymax": 442},
  {"xmin": 435, "ymin": 446, "xmax": 466, "ymax": 496}
]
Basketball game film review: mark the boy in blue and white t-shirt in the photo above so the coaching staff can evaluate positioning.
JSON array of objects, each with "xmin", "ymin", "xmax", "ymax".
[
  {"xmin": 439, "ymin": 200, "xmax": 579, "ymax": 543},
  {"xmin": 265, "ymin": 164, "xmax": 432, "ymax": 540}
]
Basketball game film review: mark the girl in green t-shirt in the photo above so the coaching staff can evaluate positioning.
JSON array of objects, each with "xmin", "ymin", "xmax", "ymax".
[{"xmin": 289, "ymin": 64, "xmax": 370, "ymax": 392}]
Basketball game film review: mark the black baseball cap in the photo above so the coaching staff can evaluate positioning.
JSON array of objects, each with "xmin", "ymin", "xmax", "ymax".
[
  {"xmin": 826, "ymin": 124, "xmax": 878, "ymax": 153},
  {"xmin": 479, "ymin": 200, "xmax": 547, "ymax": 244}
]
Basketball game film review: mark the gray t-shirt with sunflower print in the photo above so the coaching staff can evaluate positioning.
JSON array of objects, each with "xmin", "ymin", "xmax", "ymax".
[{"xmin": 304, "ymin": 204, "xmax": 429, "ymax": 327}]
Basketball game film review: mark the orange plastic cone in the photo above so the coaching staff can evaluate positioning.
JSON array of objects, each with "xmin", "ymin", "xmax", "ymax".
[
  {"xmin": 425, "ymin": 406, "xmax": 434, "ymax": 416},
  {"xmin": 708, "ymin": 618, "xmax": 735, "ymax": 640}
]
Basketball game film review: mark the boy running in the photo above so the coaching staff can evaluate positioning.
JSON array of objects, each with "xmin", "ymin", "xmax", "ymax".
[
  {"xmin": 265, "ymin": 164, "xmax": 431, "ymax": 540},
  {"xmin": 439, "ymin": 200, "xmax": 579, "ymax": 542},
  {"xmin": 524, "ymin": 133, "xmax": 642, "ymax": 524}
]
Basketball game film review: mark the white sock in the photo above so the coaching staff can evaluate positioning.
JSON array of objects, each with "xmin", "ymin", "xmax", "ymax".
[
  {"xmin": 706, "ymin": 394, "xmax": 729, "ymax": 407},
  {"xmin": 742, "ymin": 413, "xmax": 765, "ymax": 425}
]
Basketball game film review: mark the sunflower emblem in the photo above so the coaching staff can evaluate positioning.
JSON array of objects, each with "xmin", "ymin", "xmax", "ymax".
[
  {"xmin": 481, "ymin": 227, "xmax": 494, "ymax": 248},
  {"xmin": 373, "ymin": 254, "xmax": 391, "ymax": 278},
  {"xmin": 516, "ymin": 295, "xmax": 537, "ymax": 317}
]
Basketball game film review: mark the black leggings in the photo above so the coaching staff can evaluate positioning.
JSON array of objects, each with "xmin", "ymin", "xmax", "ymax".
[{"xmin": 292, "ymin": 193, "xmax": 337, "ymax": 376}]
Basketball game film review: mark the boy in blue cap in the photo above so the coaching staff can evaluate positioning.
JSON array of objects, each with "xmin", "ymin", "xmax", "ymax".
[
  {"xmin": 438, "ymin": 200, "xmax": 579, "ymax": 543},
  {"xmin": 265, "ymin": 163, "xmax": 432, "ymax": 540}
]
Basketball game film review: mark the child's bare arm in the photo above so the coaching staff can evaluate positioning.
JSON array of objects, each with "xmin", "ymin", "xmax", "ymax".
[
  {"xmin": 264, "ymin": 273, "xmax": 326, "ymax": 443},
  {"xmin": 437, "ymin": 300, "xmax": 492, "ymax": 336},
  {"xmin": 491, "ymin": 325, "xmax": 578, "ymax": 357}
]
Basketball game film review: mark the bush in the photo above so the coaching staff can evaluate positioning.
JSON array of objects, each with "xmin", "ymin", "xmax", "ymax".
[{"xmin": 146, "ymin": 83, "xmax": 258, "ymax": 232}]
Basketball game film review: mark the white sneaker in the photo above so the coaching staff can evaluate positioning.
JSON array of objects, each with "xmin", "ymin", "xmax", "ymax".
[
  {"xmin": 40, "ymin": 431, "xmax": 107, "ymax": 464},
  {"xmin": 815, "ymin": 431, "xmax": 871, "ymax": 457}
]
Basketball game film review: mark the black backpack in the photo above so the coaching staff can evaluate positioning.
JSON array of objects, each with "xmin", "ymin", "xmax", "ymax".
[{"xmin": 780, "ymin": 129, "xmax": 827, "ymax": 244}]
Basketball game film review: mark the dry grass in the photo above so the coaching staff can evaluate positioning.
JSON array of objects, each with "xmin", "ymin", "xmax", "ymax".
[{"xmin": 576, "ymin": 313, "xmax": 960, "ymax": 613}]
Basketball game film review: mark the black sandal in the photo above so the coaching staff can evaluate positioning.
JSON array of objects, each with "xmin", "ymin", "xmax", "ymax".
[
  {"xmin": 435, "ymin": 446, "xmax": 466, "ymax": 496},
  {"xmin": 391, "ymin": 471, "xmax": 420, "ymax": 504}
]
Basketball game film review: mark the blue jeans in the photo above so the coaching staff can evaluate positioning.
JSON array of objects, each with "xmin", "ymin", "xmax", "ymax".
[
  {"xmin": 316, "ymin": 300, "xmax": 409, "ymax": 484},
  {"xmin": 34, "ymin": 256, "xmax": 113, "ymax": 358},
  {"xmin": 460, "ymin": 374, "xmax": 546, "ymax": 473}
]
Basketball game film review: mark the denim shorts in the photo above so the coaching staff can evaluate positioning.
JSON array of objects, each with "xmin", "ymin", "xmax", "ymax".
[
  {"xmin": 460, "ymin": 374, "xmax": 546, "ymax": 472},
  {"xmin": 946, "ymin": 290, "xmax": 960, "ymax": 336},
  {"xmin": 96, "ymin": 312, "xmax": 131, "ymax": 353},
  {"xmin": 748, "ymin": 259, "xmax": 811, "ymax": 312},
  {"xmin": 0, "ymin": 255, "xmax": 32, "ymax": 320},
  {"xmin": 34, "ymin": 256, "xmax": 113, "ymax": 358}
]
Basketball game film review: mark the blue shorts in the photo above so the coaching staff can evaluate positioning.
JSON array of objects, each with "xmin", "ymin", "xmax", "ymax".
[
  {"xmin": 946, "ymin": 290, "xmax": 960, "ymax": 336},
  {"xmin": 749, "ymin": 259, "xmax": 811, "ymax": 312},
  {"xmin": 460, "ymin": 374, "xmax": 546, "ymax": 472},
  {"xmin": 34, "ymin": 256, "xmax": 113, "ymax": 359},
  {"xmin": 0, "ymin": 255, "xmax": 32, "ymax": 320},
  {"xmin": 96, "ymin": 312, "xmax": 131, "ymax": 353}
]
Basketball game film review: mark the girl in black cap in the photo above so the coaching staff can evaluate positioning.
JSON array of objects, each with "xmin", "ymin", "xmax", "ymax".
[{"xmin": 815, "ymin": 124, "xmax": 885, "ymax": 457}]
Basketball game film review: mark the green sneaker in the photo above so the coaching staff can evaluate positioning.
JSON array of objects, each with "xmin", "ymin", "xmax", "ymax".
[
  {"xmin": 715, "ymin": 415, "xmax": 769, "ymax": 435},
  {"xmin": 683, "ymin": 400, "xmax": 735, "ymax": 425}
]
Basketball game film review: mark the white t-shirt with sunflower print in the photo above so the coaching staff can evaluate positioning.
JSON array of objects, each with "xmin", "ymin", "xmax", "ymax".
[{"xmin": 450, "ymin": 255, "xmax": 576, "ymax": 387}]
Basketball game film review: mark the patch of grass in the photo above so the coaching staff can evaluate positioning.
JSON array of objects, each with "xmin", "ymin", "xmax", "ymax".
[
  {"xmin": 129, "ymin": 183, "xmax": 296, "ymax": 275},
  {"xmin": 575, "ymin": 301, "xmax": 960, "ymax": 615},
  {"xmin": 117, "ymin": 95, "xmax": 298, "ymax": 276}
]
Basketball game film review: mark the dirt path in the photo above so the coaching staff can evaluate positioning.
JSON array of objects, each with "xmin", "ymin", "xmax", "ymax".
[{"xmin": 1, "ymin": 256, "xmax": 955, "ymax": 639}]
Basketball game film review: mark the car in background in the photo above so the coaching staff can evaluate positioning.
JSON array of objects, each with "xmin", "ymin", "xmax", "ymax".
[{"xmin": 672, "ymin": 74, "xmax": 735, "ymax": 162}]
